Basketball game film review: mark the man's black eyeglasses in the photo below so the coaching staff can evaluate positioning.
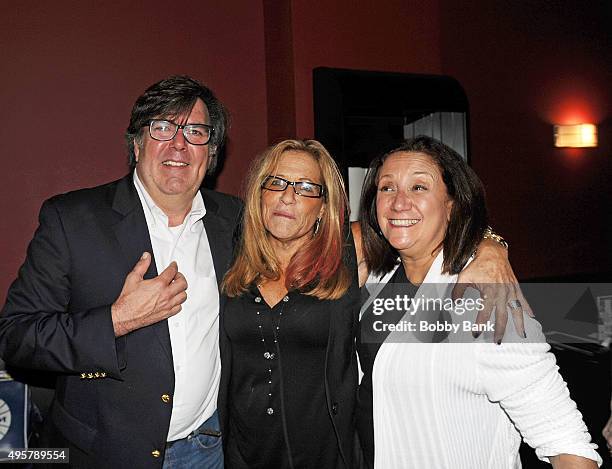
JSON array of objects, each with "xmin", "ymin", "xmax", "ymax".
[{"xmin": 148, "ymin": 119, "xmax": 214, "ymax": 146}]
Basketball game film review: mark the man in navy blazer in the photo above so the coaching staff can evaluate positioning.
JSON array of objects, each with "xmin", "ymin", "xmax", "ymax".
[{"xmin": 0, "ymin": 76, "xmax": 242, "ymax": 468}]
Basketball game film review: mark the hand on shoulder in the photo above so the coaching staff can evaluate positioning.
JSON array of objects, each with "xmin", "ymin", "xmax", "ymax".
[{"xmin": 351, "ymin": 222, "xmax": 369, "ymax": 287}]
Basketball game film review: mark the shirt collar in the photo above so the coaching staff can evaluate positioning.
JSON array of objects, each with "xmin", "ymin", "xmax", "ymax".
[{"xmin": 133, "ymin": 170, "xmax": 206, "ymax": 228}]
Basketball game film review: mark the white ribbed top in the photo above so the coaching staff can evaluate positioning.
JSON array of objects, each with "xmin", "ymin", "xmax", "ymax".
[
  {"xmin": 373, "ymin": 340, "xmax": 602, "ymax": 468},
  {"xmin": 370, "ymin": 252, "xmax": 602, "ymax": 468}
]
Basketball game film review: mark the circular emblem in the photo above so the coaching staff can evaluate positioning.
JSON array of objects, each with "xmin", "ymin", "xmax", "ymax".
[{"xmin": 0, "ymin": 399, "xmax": 12, "ymax": 440}]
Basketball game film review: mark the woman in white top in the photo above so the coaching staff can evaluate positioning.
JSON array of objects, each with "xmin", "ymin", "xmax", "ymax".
[{"xmin": 356, "ymin": 136, "xmax": 602, "ymax": 468}]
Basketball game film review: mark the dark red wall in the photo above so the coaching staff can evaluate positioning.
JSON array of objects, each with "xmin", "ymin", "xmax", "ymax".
[
  {"xmin": 439, "ymin": 1, "xmax": 612, "ymax": 278},
  {"xmin": 288, "ymin": 0, "xmax": 611, "ymax": 279},
  {"xmin": 291, "ymin": 0, "xmax": 442, "ymax": 138},
  {"xmin": 2, "ymin": 1, "xmax": 611, "ymax": 305},
  {"xmin": 0, "ymin": 1, "xmax": 268, "ymax": 303}
]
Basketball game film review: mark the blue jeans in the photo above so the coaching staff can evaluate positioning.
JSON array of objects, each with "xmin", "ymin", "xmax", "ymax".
[{"xmin": 163, "ymin": 410, "xmax": 223, "ymax": 469}]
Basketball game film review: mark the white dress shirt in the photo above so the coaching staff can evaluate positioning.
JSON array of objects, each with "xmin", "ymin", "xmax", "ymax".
[{"xmin": 133, "ymin": 171, "xmax": 220, "ymax": 441}]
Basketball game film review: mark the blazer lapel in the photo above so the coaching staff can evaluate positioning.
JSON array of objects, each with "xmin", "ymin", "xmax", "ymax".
[
  {"xmin": 201, "ymin": 192, "xmax": 234, "ymax": 290},
  {"xmin": 110, "ymin": 175, "xmax": 173, "ymax": 362},
  {"xmin": 111, "ymin": 176, "xmax": 157, "ymax": 277}
]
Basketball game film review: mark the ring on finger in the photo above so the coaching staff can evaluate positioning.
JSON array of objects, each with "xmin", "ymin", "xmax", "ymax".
[{"xmin": 507, "ymin": 299, "xmax": 522, "ymax": 309}]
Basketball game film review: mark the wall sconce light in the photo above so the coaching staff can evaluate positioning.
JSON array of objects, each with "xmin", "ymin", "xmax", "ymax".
[{"xmin": 554, "ymin": 123, "xmax": 598, "ymax": 148}]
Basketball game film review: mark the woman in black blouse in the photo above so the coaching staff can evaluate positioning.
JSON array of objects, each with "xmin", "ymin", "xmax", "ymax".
[
  {"xmin": 218, "ymin": 138, "xmax": 528, "ymax": 468},
  {"xmin": 219, "ymin": 139, "xmax": 360, "ymax": 468}
]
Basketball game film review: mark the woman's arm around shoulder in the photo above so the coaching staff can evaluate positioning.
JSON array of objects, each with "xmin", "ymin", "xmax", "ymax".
[
  {"xmin": 455, "ymin": 237, "xmax": 532, "ymax": 342},
  {"xmin": 351, "ymin": 222, "xmax": 369, "ymax": 288}
]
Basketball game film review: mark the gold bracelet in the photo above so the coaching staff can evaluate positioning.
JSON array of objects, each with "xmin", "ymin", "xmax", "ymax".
[{"xmin": 483, "ymin": 226, "xmax": 509, "ymax": 249}]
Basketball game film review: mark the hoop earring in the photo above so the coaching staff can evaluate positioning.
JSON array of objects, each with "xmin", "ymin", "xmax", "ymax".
[{"xmin": 313, "ymin": 217, "xmax": 321, "ymax": 236}]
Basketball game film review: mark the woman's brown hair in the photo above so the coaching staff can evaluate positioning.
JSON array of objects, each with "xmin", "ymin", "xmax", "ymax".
[{"xmin": 360, "ymin": 136, "xmax": 488, "ymax": 276}]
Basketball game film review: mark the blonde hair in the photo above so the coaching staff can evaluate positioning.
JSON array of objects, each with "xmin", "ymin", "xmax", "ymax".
[{"xmin": 223, "ymin": 139, "xmax": 351, "ymax": 300}]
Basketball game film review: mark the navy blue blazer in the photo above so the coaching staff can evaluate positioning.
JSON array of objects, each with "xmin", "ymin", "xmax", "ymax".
[{"xmin": 0, "ymin": 174, "xmax": 242, "ymax": 468}]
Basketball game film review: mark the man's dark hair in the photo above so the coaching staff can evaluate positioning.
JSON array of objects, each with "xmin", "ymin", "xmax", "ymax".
[
  {"xmin": 359, "ymin": 135, "xmax": 488, "ymax": 276},
  {"xmin": 125, "ymin": 75, "xmax": 228, "ymax": 173}
]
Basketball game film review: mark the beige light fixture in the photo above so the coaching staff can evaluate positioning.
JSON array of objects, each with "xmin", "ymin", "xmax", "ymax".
[{"xmin": 554, "ymin": 123, "xmax": 598, "ymax": 148}]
